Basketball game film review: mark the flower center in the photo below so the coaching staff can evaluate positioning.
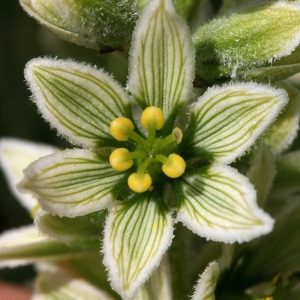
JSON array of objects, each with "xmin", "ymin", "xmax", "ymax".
[{"xmin": 109, "ymin": 106, "xmax": 186, "ymax": 193}]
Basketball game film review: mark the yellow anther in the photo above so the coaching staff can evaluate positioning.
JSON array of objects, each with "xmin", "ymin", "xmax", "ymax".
[
  {"xmin": 141, "ymin": 106, "xmax": 164, "ymax": 130},
  {"xmin": 128, "ymin": 173, "xmax": 152, "ymax": 193},
  {"xmin": 109, "ymin": 148, "xmax": 133, "ymax": 171},
  {"xmin": 162, "ymin": 153, "xmax": 186, "ymax": 178},
  {"xmin": 110, "ymin": 117, "xmax": 134, "ymax": 141}
]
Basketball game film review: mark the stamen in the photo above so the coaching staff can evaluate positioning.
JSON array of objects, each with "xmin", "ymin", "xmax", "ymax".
[
  {"xmin": 110, "ymin": 117, "xmax": 148, "ymax": 149},
  {"xmin": 109, "ymin": 108, "xmax": 186, "ymax": 192},
  {"xmin": 137, "ymin": 157, "xmax": 154, "ymax": 175},
  {"xmin": 155, "ymin": 127, "xmax": 183, "ymax": 152},
  {"xmin": 128, "ymin": 173, "xmax": 152, "ymax": 193},
  {"xmin": 141, "ymin": 106, "xmax": 164, "ymax": 145},
  {"xmin": 157, "ymin": 133, "xmax": 176, "ymax": 151},
  {"xmin": 155, "ymin": 154, "xmax": 170, "ymax": 165},
  {"xmin": 161, "ymin": 153, "xmax": 186, "ymax": 178},
  {"xmin": 110, "ymin": 117, "xmax": 134, "ymax": 141},
  {"xmin": 141, "ymin": 106, "xmax": 164, "ymax": 129},
  {"xmin": 172, "ymin": 127, "xmax": 183, "ymax": 144},
  {"xmin": 109, "ymin": 148, "xmax": 133, "ymax": 171}
]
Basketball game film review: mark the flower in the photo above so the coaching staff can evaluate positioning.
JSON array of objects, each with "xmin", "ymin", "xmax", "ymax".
[
  {"xmin": 191, "ymin": 149, "xmax": 300, "ymax": 300},
  {"xmin": 17, "ymin": 0, "xmax": 288, "ymax": 298},
  {"xmin": 2, "ymin": 147, "xmax": 300, "ymax": 299}
]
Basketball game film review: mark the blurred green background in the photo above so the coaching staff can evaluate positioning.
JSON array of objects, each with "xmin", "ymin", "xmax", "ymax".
[{"xmin": 0, "ymin": 0, "xmax": 129, "ymax": 284}]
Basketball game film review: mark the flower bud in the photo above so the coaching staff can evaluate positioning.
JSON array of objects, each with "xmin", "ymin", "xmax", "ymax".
[
  {"xmin": 19, "ymin": 0, "xmax": 139, "ymax": 50},
  {"xmin": 193, "ymin": 2, "xmax": 300, "ymax": 84}
]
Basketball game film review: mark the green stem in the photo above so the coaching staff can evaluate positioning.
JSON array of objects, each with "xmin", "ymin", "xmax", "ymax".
[
  {"xmin": 127, "ymin": 130, "xmax": 149, "ymax": 151},
  {"xmin": 155, "ymin": 154, "xmax": 170, "ymax": 165},
  {"xmin": 137, "ymin": 157, "xmax": 154, "ymax": 175},
  {"xmin": 147, "ymin": 122, "xmax": 156, "ymax": 145},
  {"xmin": 127, "ymin": 150, "xmax": 146, "ymax": 160},
  {"xmin": 158, "ymin": 133, "xmax": 176, "ymax": 150}
]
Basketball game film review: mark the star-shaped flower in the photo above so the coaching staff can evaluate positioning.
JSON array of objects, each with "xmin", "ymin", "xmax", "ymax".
[{"xmin": 19, "ymin": 0, "xmax": 288, "ymax": 298}]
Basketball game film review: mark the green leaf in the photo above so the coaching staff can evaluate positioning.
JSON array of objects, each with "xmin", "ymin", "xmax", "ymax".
[
  {"xmin": 134, "ymin": 258, "xmax": 172, "ymax": 300},
  {"xmin": 217, "ymin": 244, "xmax": 235, "ymax": 273},
  {"xmin": 65, "ymin": 254, "xmax": 122, "ymax": 299},
  {"xmin": 237, "ymin": 200, "xmax": 300, "ymax": 284},
  {"xmin": 176, "ymin": 164, "xmax": 274, "ymax": 243},
  {"xmin": 193, "ymin": 2, "xmax": 300, "ymax": 83},
  {"xmin": 19, "ymin": 0, "xmax": 138, "ymax": 50},
  {"xmin": 19, "ymin": 149, "xmax": 125, "ymax": 217},
  {"xmin": 127, "ymin": 0, "xmax": 195, "ymax": 121},
  {"xmin": 103, "ymin": 193, "xmax": 173, "ymax": 300},
  {"xmin": 191, "ymin": 261, "xmax": 219, "ymax": 300},
  {"xmin": 0, "ymin": 138, "xmax": 55, "ymax": 212},
  {"xmin": 270, "ymin": 151, "xmax": 300, "ymax": 199},
  {"xmin": 265, "ymin": 151, "xmax": 300, "ymax": 216},
  {"xmin": 270, "ymin": 272, "xmax": 300, "ymax": 300},
  {"xmin": 168, "ymin": 224, "xmax": 199, "ymax": 299},
  {"xmin": 246, "ymin": 145, "xmax": 276, "ymax": 206},
  {"xmin": 186, "ymin": 83, "xmax": 287, "ymax": 164},
  {"xmin": 0, "ymin": 225, "xmax": 99, "ymax": 268},
  {"xmin": 25, "ymin": 58, "xmax": 131, "ymax": 149},
  {"xmin": 262, "ymin": 82, "xmax": 300, "ymax": 154},
  {"xmin": 34, "ymin": 271, "xmax": 112, "ymax": 300},
  {"xmin": 35, "ymin": 209, "xmax": 107, "ymax": 241}
]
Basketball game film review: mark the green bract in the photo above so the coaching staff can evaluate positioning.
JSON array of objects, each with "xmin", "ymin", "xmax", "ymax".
[{"xmin": 1, "ymin": 0, "xmax": 293, "ymax": 299}]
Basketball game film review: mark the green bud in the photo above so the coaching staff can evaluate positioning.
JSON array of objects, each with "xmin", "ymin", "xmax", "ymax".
[
  {"xmin": 19, "ymin": 0, "xmax": 139, "ymax": 51},
  {"xmin": 193, "ymin": 2, "xmax": 300, "ymax": 85}
]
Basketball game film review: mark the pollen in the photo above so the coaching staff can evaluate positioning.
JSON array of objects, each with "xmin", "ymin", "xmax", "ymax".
[
  {"xmin": 109, "ymin": 148, "xmax": 133, "ymax": 171},
  {"xmin": 141, "ymin": 106, "xmax": 164, "ymax": 130},
  {"xmin": 162, "ymin": 153, "xmax": 186, "ymax": 178},
  {"xmin": 110, "ymin": 117, "xmax": 134, "ymax": 141},
  {"xmin": 128, "ymin": 173, "xmax": 152, "ymax": 193}
]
